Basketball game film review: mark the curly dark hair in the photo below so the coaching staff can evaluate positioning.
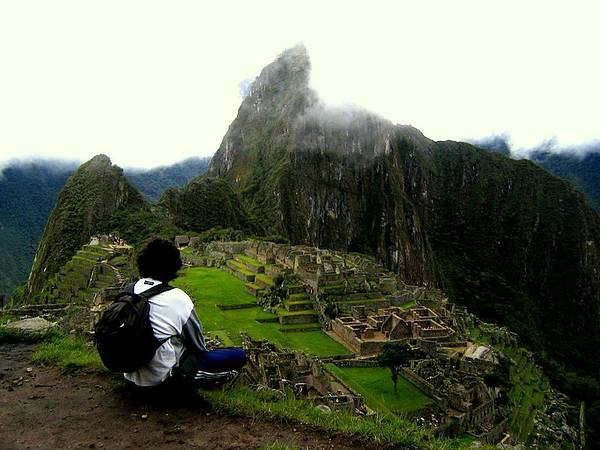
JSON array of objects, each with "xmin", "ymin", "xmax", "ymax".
[{"xmin": 136, "ymin": 237, "xmax": 182, "ymax": 283}]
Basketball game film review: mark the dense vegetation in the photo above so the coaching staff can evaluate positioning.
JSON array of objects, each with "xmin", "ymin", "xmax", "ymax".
[
  {"xmin": 125, "ymin": 156, "xmax": 210, "ymax": 202},
  {"xmin": 529, "ymin": 149, "xmax": 600, "ymax": 212},
  {"xmin": 160, "ymin": 177, "xmax": 254, "ymax": 234},
  {"xmin": 0, "ymin": 157, "xmax": 208, "ymax": 295},
  {"xmin": 27, "ymin": 155, "xmax": 147, "ymax": 297},
  {"xmin": 0, "ymin": 161, "xmax": 75, "ymax": 294},
  {"xmin": 474, "ymin": 136, "xmax": 600, "ymax": 213}
]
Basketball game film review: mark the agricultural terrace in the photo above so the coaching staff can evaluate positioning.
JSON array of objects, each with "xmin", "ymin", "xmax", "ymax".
[{"xmin": 172, "ymin": 267, "xmax": 349, "ymax": 357}]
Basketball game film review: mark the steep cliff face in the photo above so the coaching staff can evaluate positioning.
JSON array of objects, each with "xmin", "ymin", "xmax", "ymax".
[
  {"xmin": 160, "ymin": 177, "xmax": 249, "ymax": 233},
  {"xmin": 27, "ymin": 155, "xmax": 146, "ymax": 297},
  {"xmin": 208, "ymin": 46, "xmax": 436, "ymax": 283},
  {"xmin": 203, "ymin": 45, "xmax": 600, "ymax": 375},
  {"xmin": 428, "ymin": 143, "xmax": 600, "ymax": 369}
]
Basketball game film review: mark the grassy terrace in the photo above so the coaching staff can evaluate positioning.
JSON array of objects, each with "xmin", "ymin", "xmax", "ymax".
[
  {"xmin": 326, "ymin": 364, "xmax": 434, "ymax": 416},
  {"xmin": 173, "ymin": 267, "xmax": 349, "ymax": 357},
  {"xmin": 234, "ymin": 253, "xmax": 264, "ymax": 269},
  {"xmin": 469, "ymin": 326, "xmax": 549, "ymax": 444}
]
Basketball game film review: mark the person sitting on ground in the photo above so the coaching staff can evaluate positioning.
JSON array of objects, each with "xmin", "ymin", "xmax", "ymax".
[{"xmin": 124, "ymin": 237, "xmax": 247, "ymax": 389}]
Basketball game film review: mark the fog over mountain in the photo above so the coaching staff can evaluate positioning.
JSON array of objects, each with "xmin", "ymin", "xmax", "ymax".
[{"xmin": 472, "ymin": 136, "xmax": 600, "ymax": 212}]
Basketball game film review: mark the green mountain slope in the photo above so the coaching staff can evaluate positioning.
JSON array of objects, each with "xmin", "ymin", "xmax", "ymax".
[
  {"xmin": 0, "ymin": 161, "xmax": 76, "ymax": 294},
  {"xmin": 124, "ymin": 156, "xmax": 210, "ymax": 202},
  {"xmin": 27, "ymin": 155, "xmax": 147, "ymax": 298},
  {"xmin": 529, "ymin": 149, "xmax": 600, "ymax": 212},
  {"xmin": 160, "ymin": 177, "xmax": 250, "ymax": 233},
  {"xmin": 473, "ymin": 136, "xmax": 600, "ymax": 213}
]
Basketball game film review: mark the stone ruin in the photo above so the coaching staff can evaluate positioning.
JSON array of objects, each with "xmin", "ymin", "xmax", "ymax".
[
  {"xmin": 172, "ymin": 240, "xmax": 533, "ymax": 444},
  {"xmin": 89, "ymin": 233, "xmax": 130, "ymax": 249},
  {"xmin": 403, "ymin": 357, "xmax": 509, "ymax": 441},
  {"xmin": 331, "ymin": 304, "xmax": 457, "ymax": 356},
  {"xmin": 241, "ymin": 334, "xmax": 367, "ymax": 415}
]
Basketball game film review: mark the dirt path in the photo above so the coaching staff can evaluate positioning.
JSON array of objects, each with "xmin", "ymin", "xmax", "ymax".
[{"xmin": 0, "ymin": 344, "xmax": 363, "ymax": 450}]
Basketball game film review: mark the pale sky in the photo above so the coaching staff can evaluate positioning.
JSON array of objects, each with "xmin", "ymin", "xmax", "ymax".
[{"xmin": 0, "ymin": 1, "xmax": 598, "ymax": 168}]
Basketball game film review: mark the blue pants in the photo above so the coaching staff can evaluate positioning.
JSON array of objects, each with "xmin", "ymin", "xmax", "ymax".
[{"xmin": 178, "ymin": 348, "xmax": 247, "ymax": 388}]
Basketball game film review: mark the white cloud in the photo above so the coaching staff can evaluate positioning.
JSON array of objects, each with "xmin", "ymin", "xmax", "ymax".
[{"xmin": 0, "ymin": 0, "xmax": 598, "ymax": 168}]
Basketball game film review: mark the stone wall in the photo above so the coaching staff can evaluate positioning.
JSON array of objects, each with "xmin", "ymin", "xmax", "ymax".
[{"xmin": 332, "ymin": 359, "xmax": 379, "ymax": 368}]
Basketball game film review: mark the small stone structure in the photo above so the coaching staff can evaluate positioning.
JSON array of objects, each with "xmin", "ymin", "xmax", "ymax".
[
  {"xmin": 403, "ymin": 356, "xmax": 508, "ymax": 439},
  {"xmin": 174, "ymin": 235, "xmax": 190, "ymax": 248},
  {"xmin": 89, "ymin": 234, "xmax": 129, "ymax": 248},
  {"xmin": 331, "ymin": 305, "xmax": 456, "ymax": 356},
  {"xmin": 242, "ymin": 334, "xmax": 367, "ymax": 414}
]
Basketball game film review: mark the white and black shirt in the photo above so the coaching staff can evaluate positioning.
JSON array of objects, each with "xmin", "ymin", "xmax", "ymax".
[{"xmin": 124, "ymin": 278, "xmax": 206, "ymax": 387}]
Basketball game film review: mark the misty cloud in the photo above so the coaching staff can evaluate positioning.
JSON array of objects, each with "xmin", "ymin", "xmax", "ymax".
[
  {"xmin": 238, "ymin": 78, "xmax": 254, "ymax": 99},
  {"xmin": 0, "ymin": 157, "xmax": 79, "ymax": 180},
  {"xmin": 469, "ymin": 134, "xmax": 600, "ymax": 160}
]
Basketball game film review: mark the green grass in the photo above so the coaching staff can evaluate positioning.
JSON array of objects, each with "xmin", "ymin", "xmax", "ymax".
[
  {"xmin": 173, "ymin": 267, "xmax": 349, "ymax": 357},
  {"xmin": 31, "ymin": 333, "xmax": 106, "ymax": 373},
  {"xmin": 202, "ymin": 387, "xmax": 458, "ymax": 450},
  {"xmin": 502, "ymin": 345, "xmax": 548, "ymax": 443},
  {"xmin": 258, "ymin": 444, "xmax": 299, "ymax": 450},
  {"xmin": 0, "ymin": 313, "xmax": 19, "ymax": 325},
  {"xmin": 400, "ymin": 300, "xmax": 417, "ymax": 309},
  {"xmin": 471, "ymin": 326, "xmax": 549, "ymax": 444},
  {"xmin": 326, "ymin": 365, "xmax": 434, "ymax": 416},
  {"xmin": 255, "ymin": 273, "xmax": 275, "ymax": 286},
  {"xmin": 468, "ymin": 326, "xmax": 490, "ymax": 345},
  {"xmin": 234, "ymin": 253, "xmax": 263, "ymax": 268},
  {"xmin": 0, "ymin": 326, "xmax": 61, "ymax": 344}
]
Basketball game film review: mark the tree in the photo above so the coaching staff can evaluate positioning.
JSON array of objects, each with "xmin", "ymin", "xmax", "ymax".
[{"xmin": 378, "ymin": 343, "xmax": 413, "ymax": 393}]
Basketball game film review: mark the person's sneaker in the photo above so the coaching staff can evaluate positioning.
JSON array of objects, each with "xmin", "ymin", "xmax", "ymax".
[
  {"xmin": 193, "ymin": 369, "xmax": 238, "ymax": 389},
  {"xmin": 221, "ymin": 369, "xmax": 243, "ymax": 389}
]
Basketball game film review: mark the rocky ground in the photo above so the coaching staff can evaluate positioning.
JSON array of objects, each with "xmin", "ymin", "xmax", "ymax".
[{"xmin": 0, "ymin": 343, "xmax": 363, "ymax": 450}]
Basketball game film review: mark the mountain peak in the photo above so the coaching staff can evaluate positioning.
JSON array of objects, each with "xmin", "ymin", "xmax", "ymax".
[
  {"xmin": 27, "ymin": 155, "xmax": 144, "ymax": 298},
  {"xmin": 86, "ymin": 154, "xmax": 112, "ymax": 167}
]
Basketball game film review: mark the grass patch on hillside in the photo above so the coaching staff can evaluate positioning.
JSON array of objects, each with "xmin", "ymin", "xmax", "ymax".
[
  {"xmin": 234, "ymin": 253, "xmax": 262, "ymax": 267},
  {"xmin": 502, "ymin": 346, "xmax": 549, "ymax": 443},
  {"xmin": 0, "ymin": 327, "xmax": 60, "ymax": 344},
  {"xmin": 468, "ymin": 326, "xmax": 490, "ymax": 345},
  {"xmin": 400, "ymin": 300, "xmax": 417, "ymax": 309},
  {"xmin": 203, "ymin": 387, "xmax": 458, "ymax": 450},
  {"xmin": 173, "ymin": 267, "xmax": 349, "ymax": 357},
  {"xmin": 326, "ymin": 364, "xmax": 433, "ymax": 416},
  {"xmin": 31, "ymin": 333, "xmax": 106, "ymax": 373},
  {"xmin": 258, "ymin": 444, "xmax": 299, "ymax": 450},
  {"xmin": 470, "ymin": 326, "xmax": 549, "ymax": 444}
]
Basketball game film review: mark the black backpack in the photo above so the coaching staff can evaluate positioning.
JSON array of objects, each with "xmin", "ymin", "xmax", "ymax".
[{"xmin": 94, "ymin": 282, "xmax": 175, "ymax": 372}]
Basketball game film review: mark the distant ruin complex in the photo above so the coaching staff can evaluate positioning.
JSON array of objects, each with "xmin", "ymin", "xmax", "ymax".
[{"xmin": 184, "ymin": 240, "xmax": 515, "ymax": 441}]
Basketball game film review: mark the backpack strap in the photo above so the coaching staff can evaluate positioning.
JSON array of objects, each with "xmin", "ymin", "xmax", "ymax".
[
  {"xmin": 139, "ymin": 283, "xmax": 175, "ymax": 299},
  {"xmin": 124, "ymin": 281, "xmax": 174, "ymax": 299}
]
